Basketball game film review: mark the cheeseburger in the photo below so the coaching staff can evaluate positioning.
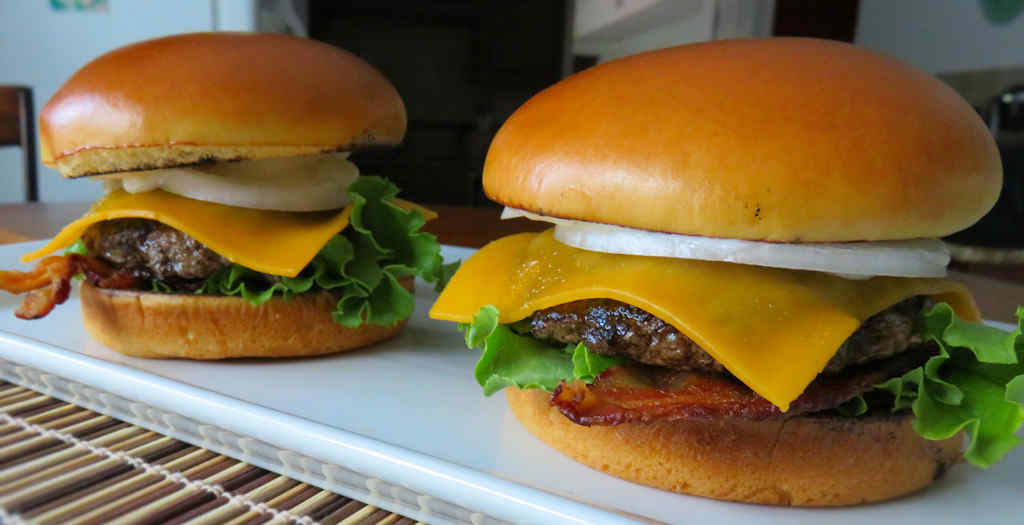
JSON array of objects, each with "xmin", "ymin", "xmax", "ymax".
[
  {"xmin": 0, "ymin": 33, "xmax": 446, "ymax": 359},
  {"xmin": 430, "ymin": 38, "xmax": 1023, "ymax": 505}
]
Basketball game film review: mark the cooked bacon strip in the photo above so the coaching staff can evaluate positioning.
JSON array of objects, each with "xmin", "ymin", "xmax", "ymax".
[
  {"xmin": 15, "ymin": 277, "xmax": 71, "ymax": 319},
  {"xmin": 0, "ymin": 255, "xmax": 142, "ymax": 319},
  {"xmin": 550, "ymin": 346, "xmax": 933, "ymax": 425},
  {"xmin": 0, "ymin": 256, "xmax": 76, "ymax": 319}
]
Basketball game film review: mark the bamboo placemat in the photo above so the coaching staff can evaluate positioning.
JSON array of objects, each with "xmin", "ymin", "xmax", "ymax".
[{"xmin": 0, "ymin": 381, "xmax": 421, "ymax": 525}]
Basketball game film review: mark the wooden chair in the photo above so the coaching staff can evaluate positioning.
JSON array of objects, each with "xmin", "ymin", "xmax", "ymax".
[{"xmin": 0, "ymin": 86, "xmax": 37, "ymax": 202}]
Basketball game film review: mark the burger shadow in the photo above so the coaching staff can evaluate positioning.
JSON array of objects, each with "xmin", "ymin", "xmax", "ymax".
[
  {"xmin": 210, "ymin": 322, "xmax": 467, "ymax": 367},
  {"xmin": 390, "ymin": 324, "xmax": 467, "ymax": 352},
  {"xmin": 0, "ymin": 294, "xmax": 21, "ymax": 311}
]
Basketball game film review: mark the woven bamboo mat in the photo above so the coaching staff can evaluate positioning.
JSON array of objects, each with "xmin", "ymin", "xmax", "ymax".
[{"xmin": 0, "ymin": 381, "xmax": 421, "ymax": 525}]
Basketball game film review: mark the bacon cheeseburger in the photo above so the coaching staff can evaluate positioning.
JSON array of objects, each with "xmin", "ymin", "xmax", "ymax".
[
  {"xmin": 430, "ymin": 38, "xmax": 1023, "ymax": 505},
  {"xmin": 0, "ymin": 33, "xmax": 446, "ymax": 359}
]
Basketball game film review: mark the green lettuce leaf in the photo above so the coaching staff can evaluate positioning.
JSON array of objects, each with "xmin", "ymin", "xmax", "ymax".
[
  {"xmin": 877, "ymin": 303, "xmax": 1024, "ymax": 468},
  {"xmin": 460, "ymin": 305, "xmax": 621, "ymax": 396},
  {"xmin": 65, "ymin": 239, "xmax": 88, "ymax": 281},
  {"xmin": 64, "ymin": 239, "xmax": 87, "ymax": 255},
  {"xmin": 572, "ymin": 343, "xmax": 621, "ymax": 383},
  {"xmin": 433, "ymin": 260, "xmax": 461, "ymax": 293},
  {"xmin": 165, "ymin": 176, "xmax": 443, "ymax": 328},
  {"xmin": 836, "ymin": 394, "xmax": 868, "ymax": 417}
]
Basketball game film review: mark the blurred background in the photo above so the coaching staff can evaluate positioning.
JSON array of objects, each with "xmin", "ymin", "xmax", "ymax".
[{"xmin": 1, "ymin": 0, "xmax": 1022, "ymax": 254}]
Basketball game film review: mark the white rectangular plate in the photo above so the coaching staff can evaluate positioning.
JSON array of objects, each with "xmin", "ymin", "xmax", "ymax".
[{"xmin": 0, "ymin": 241, "xmax": 1020, "ymax": 524}]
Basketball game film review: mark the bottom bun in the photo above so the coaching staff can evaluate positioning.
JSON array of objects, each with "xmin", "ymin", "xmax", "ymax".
[
  {"xmin": 79, "ymin": 279, "xmax": 412, "ymax": 359},
  {"xmin": 506, "ymin": 387, "xmax": 963, "ymax": 506}
]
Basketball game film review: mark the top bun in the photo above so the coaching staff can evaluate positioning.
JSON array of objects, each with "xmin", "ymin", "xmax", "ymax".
[
  {"xmin": 483, "ymin": 38, "xmax": 1002, "ymax": 242},
  {"xmin": 40, "ymin": 32, "xmax": 406, "ymax": 178}
]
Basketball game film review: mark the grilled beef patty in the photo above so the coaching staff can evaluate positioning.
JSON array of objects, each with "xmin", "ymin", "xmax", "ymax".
[
  {"xmin": 82, "ymin": 219, "xmax": 231, "ymax": 283},
  {"xmin": 530, "ymin": 296, "xmax": 931, "ymax": 375}
]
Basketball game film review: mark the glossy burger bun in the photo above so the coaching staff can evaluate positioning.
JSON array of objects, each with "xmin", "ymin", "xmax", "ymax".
[
  {"xmin": 79, "ymin": 279, "xmax": 412, "ymax": 359},
  {"xmin": 40, "ymin": 32, "xmax": 406, "ymax": 178},
  {"xmin": 507, "ymin": 388, "xmax": 963, "ymax": 506},
  {"xmin": 483, "ymin": 38, "xmax": 1002, "ymax": 242}
]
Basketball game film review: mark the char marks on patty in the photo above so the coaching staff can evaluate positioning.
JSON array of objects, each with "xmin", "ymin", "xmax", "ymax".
[
  {"xmin": 530, "ymin": 296, "xmax": 931, "ymax": 375},
  {"xmin": 83, "ymin": 219, "xmax": 232, "ymax": 284}
]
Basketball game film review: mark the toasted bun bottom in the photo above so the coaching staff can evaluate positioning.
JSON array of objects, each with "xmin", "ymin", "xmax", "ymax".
[
  {"xmin": 79, "ymin": 279, "xmax": 412, "ymax": 359},
  {"xmin": 506, "ymin": 388, "xmax": 963, "ymax": 506}
]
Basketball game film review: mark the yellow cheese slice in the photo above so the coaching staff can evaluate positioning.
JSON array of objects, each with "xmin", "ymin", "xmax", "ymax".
[
  {"xmin": 429, "ymin": 230, "xmax": 980, "ymax": 411},
  {"xmin": 22, "ymin": 189, "xmax": 436, "ymax": 278}
]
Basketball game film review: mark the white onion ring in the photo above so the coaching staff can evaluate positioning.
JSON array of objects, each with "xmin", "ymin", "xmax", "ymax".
[
  {"xmin": 103, "ymin": 153, "xmax": 358, "ymax": 211},
  {"xmin": 502, "ymin": 208, "xmax": 949, "ymax": 278}
]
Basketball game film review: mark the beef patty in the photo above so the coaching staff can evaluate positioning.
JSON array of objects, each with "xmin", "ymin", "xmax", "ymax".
[
  {"xmin": 530, "ymin": 296, "xmax": 931, "ymax": 375},
  {"xmin": 83, "ymin": 219, "xmax": 231, "ymax": 282}
]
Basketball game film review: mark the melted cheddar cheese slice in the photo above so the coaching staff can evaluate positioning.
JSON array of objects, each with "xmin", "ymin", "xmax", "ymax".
[
  {"xmin": 22, "ymin": 189, "xmax": 434, "ymax": 278},
  {"xmin": 429, "ymin": 230, "xmax": 979, "ymax": 411}
]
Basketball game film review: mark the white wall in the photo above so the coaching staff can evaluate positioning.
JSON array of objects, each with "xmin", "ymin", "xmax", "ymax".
[
  {"xmin": 856, "ymin": 0, "xmax": 1024, "ymax": 74},
  {"xmin": 574, "ymin": 0, "xmax": 667, "ymax": 39},
  {"xmin": 0, "ymin": 2, "xmax": 231, "ymax": 203},
  {"xmin": 572, "ymin": 0, "xmax": 777, "ymax": 64},
  {"xmin": 574, "ymin": 0, "xmax": 714, "ymax": 63}
]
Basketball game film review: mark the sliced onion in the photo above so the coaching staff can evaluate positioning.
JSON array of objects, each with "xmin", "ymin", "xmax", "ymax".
[
  {"xmin": 502, "ymin": 208, "xmax": 949, "ymax": 278},
  {"xmin": 103, "ymin": 153, "xmax": 358, "ymax": 211}
]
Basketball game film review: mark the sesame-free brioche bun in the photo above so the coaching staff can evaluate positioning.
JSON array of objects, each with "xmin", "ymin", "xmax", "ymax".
[
  {"xmin": 507, "ymin": 388, "xmax": 963, "ymax": 506},
  {"xmin": 483, "ymin": 38, "xmax": 1002, "ymax": 242},
  {"xmin": 40, "ymin": 32, "xmax": 406, "ymax": 178},
  {"xmin": 79, "ymin": 279, "xmax": 412, "ymax": 359}
]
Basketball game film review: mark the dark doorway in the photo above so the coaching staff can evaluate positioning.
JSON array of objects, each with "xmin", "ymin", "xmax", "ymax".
[
  {"xmin": 309, "ymin": 1, "xmax": 572, "ymax": 206},
  {"xmin": 773, "ymin": 0, "xmax": 860, "ymax": 42}
]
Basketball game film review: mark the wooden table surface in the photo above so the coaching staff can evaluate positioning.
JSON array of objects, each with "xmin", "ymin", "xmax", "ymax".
[{"xmin": 0, "ymin": 201, "xmax": 1020, "ymax": 323}]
